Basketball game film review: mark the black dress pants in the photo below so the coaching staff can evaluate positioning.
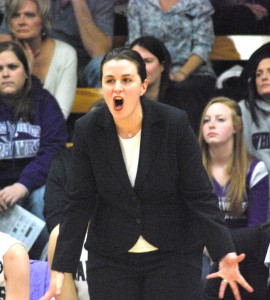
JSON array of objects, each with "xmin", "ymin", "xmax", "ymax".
[{"xmin": 86, "ymin": 248, "xmax": 203, "ymax": 300}]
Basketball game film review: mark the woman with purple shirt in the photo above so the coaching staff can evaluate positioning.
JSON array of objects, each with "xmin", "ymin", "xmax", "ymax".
[
  {"xmin": 198, "ymin": 97, "xmax": 269, "ymax": 292},
  {"xmin": 199, "ymin": 97, "xmax": 269, "ymax": 230},
  {"xmin": 0, "ymin": 41, "xmax": 67, "ymax": 259}
]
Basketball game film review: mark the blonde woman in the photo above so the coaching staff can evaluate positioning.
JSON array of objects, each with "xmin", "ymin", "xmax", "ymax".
[
  {"xmin": 3, "ymin": 0, "xmax": 77, "ymax": 119},
  {"xmin": 199, "ymin": 97, "xmax": 269, "ymax": 229}
]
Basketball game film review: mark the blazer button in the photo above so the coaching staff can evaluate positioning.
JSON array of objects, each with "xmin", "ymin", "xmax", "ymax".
[{"xmin": 135, "ymin": 218, "xmax": 141, "ymax": 224}]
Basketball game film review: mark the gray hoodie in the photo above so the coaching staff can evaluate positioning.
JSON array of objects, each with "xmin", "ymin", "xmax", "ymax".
[{"xmin": 239, "ymin": 99, "xmax": 270, "ymax": 172}]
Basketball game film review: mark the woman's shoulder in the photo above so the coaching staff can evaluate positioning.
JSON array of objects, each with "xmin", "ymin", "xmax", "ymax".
[
  {"xmin": 247, "ymin": 159, "xmax": 269, "ymax": 188},
  {"xmin": 52, "ymin": 38, "xmax": 77, "ymax": 58},
  {"xmin": 238, "ymin": 99, "xmax": 251, "ymax": 118},
  {"xmin": 76, "ymin": 103, "xmax": 109, "ymax": 127}
]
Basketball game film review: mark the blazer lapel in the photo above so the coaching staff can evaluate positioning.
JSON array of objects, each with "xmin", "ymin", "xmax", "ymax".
[
  {"xmin": 134, "ymin": 99, "xmax": 163, "ymax": 189},
  {"xmin": 96, "ymin": 107, "xmax": 132, "ymax": 190},
  {"xmin": 95, "ymin": 100, "xmax": 164, "ymax": 192}
]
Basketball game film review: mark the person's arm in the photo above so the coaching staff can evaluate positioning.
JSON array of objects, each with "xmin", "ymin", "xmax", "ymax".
[
  {"xmin": 244, "ymin": 3, "xmax": 269, "ymax": 20},
  {"xmin": 0, "ymin": 16, "xmax": 12, "ymax": 42},
  {"xmin": 0, "ymin": 183, "xmax": 28, "ymax": 212},
  {"xmin": 4, "ymin": 244, "xmax": 30, "ymax": 300},
  {"xmin": 211, "ymin": 0, "xmax": 246, "ymax": 8},
  {"xmin": 70, "ymin": 0, "xmax": 114, "ymax": 57},
  {"xmin": 42, "ymin": 119, "xmax": 97, "ymax": 299},
  {"xmin": 247, "ymin": 161, "xmax": 269, "ymax": 226},
  {"xmin": 127, "ymin": 0, "xmax": 143, "ymax": 45},
  {"xmin": 43, "ymin": 148, "xmax": 72, "ymax": 234},
  {"xmin": 18, "ymin": 89, "xmax": 67, "ymax": 194},
  {"xmin": 170, "ymin": 1, "xmax": 215, "ymax": 81},
  {"xmin": 0, "ymin": 34, "xmax": 12, "ymax": 42},
  {"xmin": 170, "ymin": 54, "xmax": 203, "ymax": 82},
  {"xmin": 47, "ymin": 225, "xmax": 78, "ymax": 300}
]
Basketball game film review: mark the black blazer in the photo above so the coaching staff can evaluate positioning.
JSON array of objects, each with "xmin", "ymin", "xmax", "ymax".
[{"xmin": 53, "ymin": 98, "xmax": 235, "ymax": 273}]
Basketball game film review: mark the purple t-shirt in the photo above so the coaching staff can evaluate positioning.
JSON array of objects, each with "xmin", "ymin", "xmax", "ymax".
[{"xmin": 212, "ymin": 159, "xmax": 269, "ymax": 230}]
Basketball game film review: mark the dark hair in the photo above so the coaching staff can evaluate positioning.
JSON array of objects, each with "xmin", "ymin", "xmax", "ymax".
[
  {"xmin": 243, "ymin": 46, "xmax": 270, "ymax": 127},
  {"xmin": 130, "ymin": 36, "xmax": 172, "ymax": 101},
  {"xmin": 0, "ymin": 41, "xmax": 33, "ymax": 121},
  {"xmin": 100, "ymin": 47, "xmax": 147, "ymax": 83}
]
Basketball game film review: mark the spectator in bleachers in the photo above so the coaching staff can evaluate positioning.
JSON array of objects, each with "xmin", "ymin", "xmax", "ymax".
[
  {"xmin": 127, "ymin": 0, "xmax": 216, "ymax": 135},
  {"xmin": 0, "ymin": 0, "xmax": 115, "ymax": 88},
  {"xmin": 130, "ymin": 35, "xmax": 204, "ymax": 133},
  {"xmin": 211, "ymin": 0, "xmax": 270, "ymax": 35},
  {"xmin": 199, "ymin": 96, "xmax": 269, "ymax": 290},
  {"xmin": 49, "ymin": 0, "xmax": 116, "ymax": 88},
  {"xmin": 238, "ymin": 53, "xmax": 270, "ymax": 172},
  {"xmin": 199, "ymin": 97, "xmax": 269, "ymax": 229},
  {"xmin": 0, "ymin": 232, "xmax": 30, "ymax": 300},
  {"xmin": 1, "ymin": 0, "xmax": 77, "ymax": 120},
  {"xmin": 0, "ymin": 41, "xmax": 67, "ymax": 259}
]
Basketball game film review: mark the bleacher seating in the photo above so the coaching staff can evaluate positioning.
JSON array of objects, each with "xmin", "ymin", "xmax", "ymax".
[{"xmin": 210, "ymin": 35, "xmax": 270, "ymax": 61}]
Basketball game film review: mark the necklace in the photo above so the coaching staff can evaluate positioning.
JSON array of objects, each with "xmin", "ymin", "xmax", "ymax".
[{"xmin": 127, "ymin": 133, "xmax": 133, "ymax": 138}]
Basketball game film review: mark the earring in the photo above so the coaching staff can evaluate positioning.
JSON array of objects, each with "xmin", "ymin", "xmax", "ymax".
[{"xmin": 41, "ymin": 30, "xmax": 46, "ymax": 39}]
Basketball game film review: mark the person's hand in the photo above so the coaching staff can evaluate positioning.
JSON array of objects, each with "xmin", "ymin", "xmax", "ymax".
[
  {"xmin": 170, "ymin": 70, "xmax": 188, "ymax": 82},
  {"xmin": 244, "ymin": 3, "xmax": 268, "ymax": 20},
  {"xmin": 20, "ymin": 41, "xmax": 40, "ymax": 73},
  {"xmin": 0, "ymin": 183, "xmax": 28, "ymax": 213},
  {"xmin": 207, "ymin": 252, "xmax": 253, "ymax": 300},
  {"xmin": 40, "ymin": 271, "xmax": 65, "ymax": 300}
]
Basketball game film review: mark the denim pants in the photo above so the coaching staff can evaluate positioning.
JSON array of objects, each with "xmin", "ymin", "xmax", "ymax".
[{"xmin": 84, "ymin": 56, "xmax": 104, "ymax": 88}]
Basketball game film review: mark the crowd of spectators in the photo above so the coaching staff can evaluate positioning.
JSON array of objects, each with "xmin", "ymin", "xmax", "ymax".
[{"xmin": 0, "ymin": 0, "xmax": 270, "ymax": 299}]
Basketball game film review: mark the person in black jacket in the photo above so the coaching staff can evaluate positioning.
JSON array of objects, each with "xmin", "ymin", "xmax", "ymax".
[{"xmin": 42, "ymin": 48, "xmax": 253, "ymax": 300}]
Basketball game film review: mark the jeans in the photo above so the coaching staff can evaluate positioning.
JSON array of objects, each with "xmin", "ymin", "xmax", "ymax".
[{"xmin": 84, "ymin": 56, "xmax": 104, "ymax": 88}]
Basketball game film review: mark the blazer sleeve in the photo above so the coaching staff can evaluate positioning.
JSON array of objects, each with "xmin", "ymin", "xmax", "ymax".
[
  {"xmin": 52, "ymin": 120, "xmax": 98, "ymax": 274},
  {"xmin": 43, "ymin": 148, "xmax": 73, "ymax": 233}
]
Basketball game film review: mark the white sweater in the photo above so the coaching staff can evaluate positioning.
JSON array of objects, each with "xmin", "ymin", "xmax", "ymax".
[{"xmin": 44, "ymin": 39, "xmax": 77, "ymax": 120}]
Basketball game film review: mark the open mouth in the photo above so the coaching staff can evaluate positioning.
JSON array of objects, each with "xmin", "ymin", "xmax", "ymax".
[{"xmin": 114, "ymin": 97, "xmax": 124, "ymax": 111}]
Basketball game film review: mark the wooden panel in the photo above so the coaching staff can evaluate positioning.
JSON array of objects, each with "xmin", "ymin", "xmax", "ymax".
[
  {"xmin": 71, "ymin": 88, "xmax": 103, "ymax": 113},
  {"xmin": 211, "ymin": 35, "xmax": 270, "ymax": 61}
]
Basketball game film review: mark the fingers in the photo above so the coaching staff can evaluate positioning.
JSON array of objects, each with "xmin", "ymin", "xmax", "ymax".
[
  {"xmin": 55, "ymin": 272, "xmax": 64, "ymax": 295},
  {"xmin": 236, "ymin": 274, "xmax": 254, "ymax": 293},
  {"xmin": 218, "ymin": 279, "xmax": 228, "ymax": 299},
  {"xmin": 235, "ymin": 253, "xmax": 245, "ymax": 263},
  {"xmin": 0, "ymin": 201, "xmax": 8, "ymax": 211},
  {"xmin": 206, "ymin": 271, "xmax": 220, "ymax": 280},
  {"xmin": 40, "ymin": 289, "xmax": 54, "ymax": 300},
  {"xmin": 40, "ymin": 272, "xmax": 64, "ymax": 300},
  {"xmin": 227, "ymin": 281, "xmax": 241, "ymax": 300}
]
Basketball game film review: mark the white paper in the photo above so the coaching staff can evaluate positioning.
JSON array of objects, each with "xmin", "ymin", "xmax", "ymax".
[{"xmin": 0, "ymin": 204, "xmax": 45, "ymax": 251}]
